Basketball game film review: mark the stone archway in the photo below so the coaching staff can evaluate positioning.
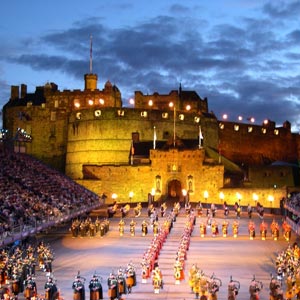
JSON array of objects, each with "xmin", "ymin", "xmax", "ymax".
[{"xmin": 167, "ymin": 179, "xmax": 182, "ymax": 202}]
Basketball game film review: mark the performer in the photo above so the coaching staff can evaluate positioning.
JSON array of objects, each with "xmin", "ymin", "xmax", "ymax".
[
  {"xmin": 208, "ymin": 275, "xmax": 222, "ymax": 300},
  {"xmin": 107, "ymin": 272, "xmax": 118, "ymax": 300},
  {"xmin": 248, "ymin": 220, "xmax": 255, "ymax": 240},
  {"xmin": 45, "ymin": 276, "xmax": 58, "ymax": 300},
  {"xmin": 141, "ymin": 220, "xmax": 148, "ymax": 236},
  {"xmin": 228, "ymin": 276, "xmax": 240, "ymax": 300},
  {"xmin": 11, "ymin": 268, "xmax": 22, "ymax": 297},
  {"xmin": 129, "ymin": 219, "xmax": 136, "ymax": 237},
  {"xmin": 223, "ymin": 201, "xmax": 229, "ymax": 218},
  {"xmin": 116, "ymin": 269, "xmax": 127, "ymax": 298},
  {"xmin": 232, "ymin": 220, "xmax": 239, "ymax": 238},
  {"xmin": 152, "ymin": 265, "xmax": 163, "ymax": 293},
  {"xmin": 269, "ymin": 274, "xmax": 283, "ymax": 300},
  {"xmin": 211, "ymin": 203, "xmax": 216, "ymax": 218},
  {"xmin": 247, "ymin": 204, "xmax": 253, "ymax": 219},
  {"xmin": 271, "ymin": 219, "xmax": 280, "ymax": 241},
  {"xmin": 196, "ymin": 201, "xmax": 203, "ymax": 217},
  {"xmin": 222, "ymin": 220, "xmax": 229, "ymax": 237},
  {"xmin": 260, "ymin": 220, "xmax": 268, "ymax": 240},
  {"xmin": 174, "ymin": 260, "xmax": 184, "ymax": 284},
  {"xmin": 125, "ymin": 262, "xmax": 136, "ymax": 293},
  {"xmin": 89, "ymin": 274, "xmax": 103, "ymax": 300},
  {"xmin": 72, "ymin": 274, "xmax": 86, "ymax": 300},
  {"xmin": 119, "ymin": 219, "xmax": 125, "ymax": 236},
  {"xmin": 211, "ymin": 220, "xmax": 218, "ymax": 237},
  {"xmin": 200, "ymin": 222, "xmax": 206, "ymax": 238},
  {"xmin": 23, "ymin": 274, "xmax": 37, "ymax": 300},
  {"xmin": 153, "ymin": 220, "xmax": 159, "ymax": 236},
  {"xmin": 249, "ymin": 276, "xmax": 263, "ymax": 300},
  {"xmin": 282, "ymin": 220, "xmax": 292, "ymax": 242},
  {"xmin": 134, "ymin": 202, "xmax": 142, "ymax": 217}
]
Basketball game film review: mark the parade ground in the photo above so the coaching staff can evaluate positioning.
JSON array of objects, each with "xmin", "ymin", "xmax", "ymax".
[{"xmin": 27, "ymin": 205, "xmax": 296, "ymax": 300}]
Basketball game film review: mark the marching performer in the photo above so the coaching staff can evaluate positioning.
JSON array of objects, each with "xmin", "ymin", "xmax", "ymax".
[
  {"xmin": 211, "ymin": 220, "xmax": 219, "ymax": 237},
  {"xmin": 89, "ymin": 274, "xmax": 103, "ymax": 300},
  {"xmin": 23, "ymin": 274, "xmax": 37, "ymax": 300},
  {"xmin": 116, "ymin": 269, "xmax": 127, "ymax": 299},
  {"xmin": 152, "ymin": 265, "xmax": 163, "ymax": 293},
  {"xmin": 134, "ymin": 202, "xmax": 142, "ymax": 217},
  {"xmin": 119, "ymin": 218, "xmax": 125, "ymax": 236},
  {"xmin": 196, "ymin": 201, "xmax": 203, "ymax": 217},
  {"xmin": 282, "ymin": 220, "xmax": 292, "ymax": 242},
  {"xmin": 260, "ymin": 220, "xmax": 268, "ymax": 240},
  {"xmin": 72, "ymin": 273, "xmax": 86, "ymax": 300},
  {"xmin": 174, "ymin": 259, "xmax": 184, "ymax": 284},
  {"xmin": 207, "ymin": 274, "xmax": 222, "ymax": 300},
  {"xmin": 141, "ymin": 220, "xmax": 149, "ymax": 236},
  {"xmin": 107, "ymin": 272, "xmax": 118, "ymax": 300},
  {"xmin": 200, "ymin": 222, "xmax": 206, "ymax": 238},
  {"xmin": 153, "ymin": 219, "xmax": 159, "ymax": 236},
  {"xmin": 232, "ymin": 220, "xmax": 239, "ymax": 238},
  {"xmin": 129, "ymin": 219, "xmax": 136, "ymax": 236},
  {"xmin": 45, "ymin": 276, "xmax": 58, "ymax": 300},
  {"xmin": 270, "ymin": 219, "xmax": 280, "ymax": 241},
  {"xmin": 125, "ymin": 262, "xmax": 136, "ymax": 293},
  {"xmin": 269, "ymin": 274, "xmax": 283, "ymax": 300},
  {"xmin": 249, "ymin": 276, "xmax": 263, "ymax": 300},
  {"xmin": 222, "ymin": 220, "xmax": 229, "ymax": 237},
  {"xmin": 188, "ymin": 264, "xmax": 199, "ymax": 293},
  {"xmin": 228, "ymin": 276, "xmax": 240, "ymax": 300},
  {"xmin": 248, "ymin": 220, "xmax": 255, "ymax": 240}
]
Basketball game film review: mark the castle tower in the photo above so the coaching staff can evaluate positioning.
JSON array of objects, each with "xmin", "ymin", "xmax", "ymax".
[{"xmin": 84, "ymin": 73, "xmax": 98, "ymax": 91}]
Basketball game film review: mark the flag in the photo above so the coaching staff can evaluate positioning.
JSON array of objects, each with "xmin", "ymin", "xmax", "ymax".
[{"xmin": 153, "ymin": 126, "xmax": 157, "ymax": 149}]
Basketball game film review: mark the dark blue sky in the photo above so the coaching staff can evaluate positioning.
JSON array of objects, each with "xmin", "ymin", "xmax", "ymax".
[{"xmin": 1, "ymin": 0, "xmax": 300, "ymax": 131}]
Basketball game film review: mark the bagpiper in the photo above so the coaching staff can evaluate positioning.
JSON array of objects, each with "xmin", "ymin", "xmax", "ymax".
[
  {"xmin": 44, "ymin": 276, "xmax": 58, "ymax": 300},
  {"xmin": 129, "ymin": 219, "xmax": 136, "ymax": 236},
  {"xmin": 119, "ymin": 219, "xmax": 125, "ymax": 236},
  {"xmin": 89, "ymin": 274, "xmax": 103, "ymax": 300}
]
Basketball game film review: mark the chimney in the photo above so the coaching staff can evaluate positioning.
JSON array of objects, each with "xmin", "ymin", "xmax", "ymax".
[
  {"xmin": 11, "ymin": 85, "xmax": 19, "ymax": 100},
  {"xmin": 21, "ymin": 84, "xmax": 27, "ymax": 98}
]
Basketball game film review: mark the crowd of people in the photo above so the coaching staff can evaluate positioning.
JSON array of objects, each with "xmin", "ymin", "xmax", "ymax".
[{"xmin": 0, "ymin": 149, "xmax": 101, "ymax": 243}]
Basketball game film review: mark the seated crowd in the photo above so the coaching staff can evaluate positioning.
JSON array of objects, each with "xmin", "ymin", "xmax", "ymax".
[{"xmin": 0, "ymin": 148, "xmax": 100, "ymax": 241}]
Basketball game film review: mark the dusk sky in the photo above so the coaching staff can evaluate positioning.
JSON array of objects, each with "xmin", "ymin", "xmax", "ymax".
[{"xmin": 1, "ymin": 1, "xmax": 300, "ymax": 131}]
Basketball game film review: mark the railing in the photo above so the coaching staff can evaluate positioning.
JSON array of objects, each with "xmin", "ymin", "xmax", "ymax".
[{"xmin": 0, "ymin": 202, "xmax": 102, "ymax": 247}]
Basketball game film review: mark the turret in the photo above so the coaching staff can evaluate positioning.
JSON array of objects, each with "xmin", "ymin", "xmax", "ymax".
[{"xmin": 84, "ymin": 73, "xmax": 98, "ymax": 91}]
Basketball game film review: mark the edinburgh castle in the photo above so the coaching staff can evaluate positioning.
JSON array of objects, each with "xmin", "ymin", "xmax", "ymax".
[{"xmin": 2, "ymin": 72, "xmax": 300, "ymax": 209}]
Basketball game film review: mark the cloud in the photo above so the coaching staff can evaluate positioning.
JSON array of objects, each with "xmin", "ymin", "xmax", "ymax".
[{"xmin": 1, "ymin": 1, "xmax": 300, "ymax": 131}]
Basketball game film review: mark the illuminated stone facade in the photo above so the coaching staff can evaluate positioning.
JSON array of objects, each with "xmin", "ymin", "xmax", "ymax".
[{"xmin": 2, "ymin": 73, "xmax": 299, "ymax": 208}]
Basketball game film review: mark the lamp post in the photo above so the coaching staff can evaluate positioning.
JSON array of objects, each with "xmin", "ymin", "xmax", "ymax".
[
  {"xmin": 129, "ymin": 191, "xmax": 134, "ymax": 205},
  {"xmin": 268, "ymin": 195, "xmax": 274, "ymax": 215},
  {"xmin": 112, "ymin": 193, "xmax": 117, "ymax": 204},
  {"xmin": 219, "ymin": 192, "xmax": 224, "ymax": 205},
  {"xmin": 253, "ymin": 193, "xmax": 258, "ymax": 208},
  {"xmin": 204, "ymin": 191, "xmax": 209, "ymax": 208}
]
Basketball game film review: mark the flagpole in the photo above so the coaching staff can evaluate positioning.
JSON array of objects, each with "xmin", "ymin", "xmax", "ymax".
[
  {"xmin": 173, "ymin": 105, "xmax": 176, "ymax": 147},
  {"xmin": 89, "ymin": 35, "xmax": 93, "ymax": 73}
]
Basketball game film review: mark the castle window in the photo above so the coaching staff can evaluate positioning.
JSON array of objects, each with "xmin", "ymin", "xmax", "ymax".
[
  {"xmin": 141, "ymin": 111, "xmax": 148, "ymax": 117},
  {"xmin": 94, "ymin": 110, "xmax": 101, "ymax": 117},
  {"xmin": 88, "ymin": 99, "xmax": 94, "ymax": 106},
  {"xmin": 54, "ymin": 100, "xmax": 59, "ymax": 108},
  {"xmin": 50, "ymin": 111, "xmax": 56, "ymax": 121},
  {"xmin": 261, "ymin": 128, "xmax": 267, "ymax": 134},
  {"xmin": 162, "ymin": 112, "xmax": 168, "ymax": 119},
  {"xmin": 118, "ymin": 110, "xmax": 125, "ymax": 117},
  {"xmin": 99, "ymin": 98, "xmax": 105, "ymax": 105},
  {"xmin": 74, "ymin": 100, "xmax": 80, "ymax": 108},
  {"xmin": 248, "ymin": 126, "xmax": 253, "ymax": 133},
  {"xmin": 194, "ymin": 117, "xmax": 200, "ymax": 123},
  {"xmin": 234, "ymin": 124, "xmax": 239, "ymax": 131},
  {"xmin": 179, "ymin": 114, "xmax": 184, "ymax": 120},
  {"xmin": 274, "ymin": 129, "xmax": 279, "ymax": 135},
  {"xmin": 219, "ymin": 123, "xmax": 224, "ymax": 129}
]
